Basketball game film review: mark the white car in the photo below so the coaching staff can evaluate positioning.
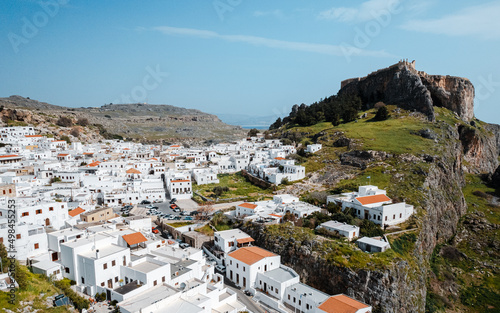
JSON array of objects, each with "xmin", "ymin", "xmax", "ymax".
[{"xmin": 215, "ymin": 265, "xmax": 226, "ymax": 273}]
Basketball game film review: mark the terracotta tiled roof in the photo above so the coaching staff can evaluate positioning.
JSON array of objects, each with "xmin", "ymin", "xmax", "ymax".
[
  {"xmin": 68, "ymin": 207, "xmax": 85, "ymax": 217},
  {"xmin": 57, "ymin": 154, "xmax": 69, "ymax": 157},
  {"xmin": 171, "ymin": 179, "xmax": 190, "ymax": 183},
  {"xmin": 269, "ymin": 214, "xmax": 283, "ymax": 218},
  {"xmin": 228, "ymin": 246, "xmax": 276, "ymax": 265},
  {"xmin": 126, "ymin": 168, "xmax": 141, "ymax": 174},
  {"xmin": 274, "ymin": 157, "xmax": 285, "ymax": 160},
  {"xmin": 317, "ymin": 295, "xmax": 369, "ymax": 313},
  {"xmin": 25, "ymin": 135, "xmax": 42, "ymax": 137},
  {"xmin": 355, "ymin": 194, "xmax": 391, "ymax": 205},
  {"xmin": 87, "ymin": 161, "xmax": 101, "ymax": 167},
  {"xmin": 122, "ymin": 232, "xmax": 148, "ymax": 246},
  {"xmin": 236, "ymin": 237, "xmax": 255, "ymax": 244},
  {"xmin": 239, "ymin": 203, "xmax": 257, "ymax": 210}
]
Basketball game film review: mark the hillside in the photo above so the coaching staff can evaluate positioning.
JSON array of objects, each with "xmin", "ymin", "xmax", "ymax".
[
  {"xmin": 259, "ymin": 62, "xmax": 500, "ymax": 312},
  {"xmin": 0, "ymin": 95, "xmax": 245, "ymax": 142}
]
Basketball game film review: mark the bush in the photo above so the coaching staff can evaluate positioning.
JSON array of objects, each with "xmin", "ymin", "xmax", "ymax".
[
  {"xmin": 70, "ymin": 127, "xmax": 80, "ymax": 137},
  {"xmin": 95, "ymin": 292, "xmax": 107, "ymax": 302},
  {"xmin": 60, "ymin": 135, "xmax": 71, "ymax": 144},
  {"xmin": 374, "ymin": 106, "xmax": 390, "ymax": 121},
  {"xmin": 55, "ymin": 279, "xmax": 90, "ymax": 310},
  {"xmin": 56, "ymin": 116, "xmax": 73, "ymax": 127},
  {"xmin": 359, "ymin": 219, "xmax": 384, "ymax": 237},
  {"xmin": 50, "ymin": 177, "xmax": 62, "ymax": 184},
  {"xmin": 76, "ymin": 117, "xmax": 89, "ymax": 126}
]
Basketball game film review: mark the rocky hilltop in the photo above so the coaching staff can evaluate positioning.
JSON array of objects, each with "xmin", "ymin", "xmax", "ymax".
[
  {"xmin": 0, "ymin": 95, "xmax": 245, "ymax": 142},
  {"xmin": 339, "ymin": 60, "xmax": 475, "ymax": 121},
  {"xmin": 264, "ymin": 63, "xmax": 499, "ymax": 312}
]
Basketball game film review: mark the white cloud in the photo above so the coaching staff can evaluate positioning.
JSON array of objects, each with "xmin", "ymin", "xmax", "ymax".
[
  {"xmin": 318, "ymin": 0, "xmax": 402, "ymax": 23},
  {"xmin": 401, "ymin": 2, "xmax": 500, "ymax": 40},
  {"xmin": 151, "ymin": 26, "xmax": 395, "ymax": 58},
  {"xmin": 253, "ymin": 9, "xmax": 286, "ymax": 19}
]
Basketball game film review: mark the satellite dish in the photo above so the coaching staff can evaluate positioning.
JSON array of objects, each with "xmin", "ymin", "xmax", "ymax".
[{"xmin": 179, "ymin": 282, "xmax": 186, "ymax": 291}]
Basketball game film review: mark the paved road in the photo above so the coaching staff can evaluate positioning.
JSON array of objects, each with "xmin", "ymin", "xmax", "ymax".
[
  {"xmin": 222, "ymin": 275, "xmax": 265, "ymax": 313},
  {"xmin": 212, "ymin": 201, "xmax": 244, "ymax": 211}
]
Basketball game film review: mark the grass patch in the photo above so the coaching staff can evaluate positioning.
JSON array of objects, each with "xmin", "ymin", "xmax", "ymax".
[
  {"xmin": 0, "ymin": 270, "xmax": 72, "ymax": 312},
  {"xmin": 334, "ymin": 107, "xmax": 439, "ymax": 155},
  {"xmin": 195, "ymin": 224, "xmax": 214, "ymax": 236},
  {"xmin": 463, "ymin": 174, "xmax": 499, "ymax": 224},
  {"xmin": 193, "ymin": 172, "xmax": 274, "ymax": 202},
  {"xmin": 165, "ymin": 222, "xmax": 194, "ymax": 228}
]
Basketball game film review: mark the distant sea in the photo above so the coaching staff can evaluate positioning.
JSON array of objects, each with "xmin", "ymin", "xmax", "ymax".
[{"xmin": 241, "ymin": 125, "xmax": 269, "ymax": 130}]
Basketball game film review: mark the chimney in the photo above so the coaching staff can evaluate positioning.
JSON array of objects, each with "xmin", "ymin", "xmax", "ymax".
[{"xmin": 96, "ymin": 249, "xmax": 100, "ymax": 259}]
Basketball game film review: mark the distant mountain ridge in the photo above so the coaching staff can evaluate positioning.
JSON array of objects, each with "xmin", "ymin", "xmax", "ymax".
[{"xmin": 0, "ymin": 95, "xmax": 245, "ymax": 142}]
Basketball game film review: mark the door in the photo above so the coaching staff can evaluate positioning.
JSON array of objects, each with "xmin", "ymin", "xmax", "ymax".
[
  {"xmin": 107, "ymin": 279, "xmax": 112, "ymax": 288},
  {"xmin": 51, "ymin": 252, "xmax": 58, "ymax": 261},
  {"xmin": 364, "ymin": 210, "xmax": 369, "ymax": 219},
  {"xmin": 45, "ymin": 218, "xmax": 50, "ymax": 226},
  {"xmin": 264, "ymin": 282, "xmax": 267, "ymax": 293}
]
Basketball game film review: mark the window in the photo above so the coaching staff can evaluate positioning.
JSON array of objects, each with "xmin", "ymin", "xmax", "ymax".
[
  {"xmin": 123, "ymin": 256, "xmax": 126, "ymax": 266},
  {"xmin": 22, "ymin": 212, "xmax": 29, "ymax": 217},
  {"xmin": 385, "ymin": 216, "xmax": 388, "ymax": 221},
  {"xmin": 34, "ymin": 243, "xmax": 39, "ymax": 249},
  {"xmin": 236, "ymin": 263, "xmax": 239, "ymax": 269},
  {"xmin": 154, "ymin": 280, "xmax": 157, "ymax": 286},
  {"xmin": 65, "ymin": 267, "xmax": 70, "ymax": 273},
  {"xmin": 243, "ymin": 266, "xmax": 245, "ymax": 272},
  {"xmin": 294, "ymin": 297, "xmax": 296, "ymax": 303},
  {"xmin": 112, "ymin": 260, "xmax": 116, "ymax": 267},
  {"xmin": 162, "ymin": 276, "xmax": 165, "ymax": 282},
  {"xmin": 288, "ymin": 295, "xmax": 290, "ymax": 300},
  {"xmin": 400, "ymin": 213, "xmax": 402, "ymax": 218},
  {"xmin": 16, "ymin": 234, "xmax": 21, "ymax": 239},
  {"xmin": 276, "ymin": 288, "xmax": 279, "ymax": 294},
  {"xmin": 49, "ymin": 207, "xmax": 54, "ymax": 211},
  {"xmin": 36, "ymin": 209, "xmax": 42, "ymax": 214},
  {"xmin": 103, "ymin": 263, "xmax": 107, "ymax": 270},
  {"xmin": 299, "ymin": 300, "xmax": 301, "ymax": 305},
  {"xmin": 101, "ymin": 282, "xmax": 105, "ymax": 287},
  {"xmin": 81, "ymin": 277, "xmax": 85, "ymax": 284},
  {"xmin": 393, "ymin": 214, "xmax": 395, "ymax": 219},
  {"xmin": 115, "ymin": 277, "xmax": 118, "ymax": 283}
]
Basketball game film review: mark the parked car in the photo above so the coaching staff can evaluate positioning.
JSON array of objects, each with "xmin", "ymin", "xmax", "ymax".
[
  {"xmin": 141, "ymin": 200, "xmax": 151, "ymax": 205},
  {"xmin": 181, "ymin": 211, "xmax": 189, "ymax": 216},
  {"xmin": 169, "ymin": 198, "xmax": 177, "ymax": 204},
  {"xmin": 215, "ymin": 265, "xmax": 226, "ymax": 273},
  {"xmin": 173, "ymin": 208, "xmax": 180, "ymax": 213},
  {"xmin": 151, "ymin": 206, "xmax": 159, "ymax": 210},
  {"xmin": 190, "ymin": 211, "xmax": 199, "ymax": 216},
  {"xmin": 183, "ymin": 216, "xmax": 193, "ymax": 221},
  {"xmin": 173, "ymin": 216, "xmax": 182, "ymax": 220},
  {"xmin": 179, "ymin": 243, "xmax": 190, "ymax": 249}
]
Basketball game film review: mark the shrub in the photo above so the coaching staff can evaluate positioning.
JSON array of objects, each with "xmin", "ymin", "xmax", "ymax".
[
  {"xmin": 60, "ymin": 135, "xmax": 71, "ymax": 144},
  {"xmin": 76, "ymin": 117, "xmax": 89, "ymax": 126},
  {"xmin": 56, "ymin": 116, "xmax": 73, "ymax": 127},
  {"xmin": 374, "ymin": 106, "xmax": 390, "ymax": 121},
  {"xmin": 70, "ymin": 127, "xmax": 80, "ymax": 137},
  {"xmin": 54, "ymin": 279, "xmax": 90, "ymax": 310},
  {"xmin": 50, "ymin": 177, "xmax": 62, "ymax": 184},
  {"xmin": 359, "ymin": 219, "xmax": 384, "ymax": 237}
]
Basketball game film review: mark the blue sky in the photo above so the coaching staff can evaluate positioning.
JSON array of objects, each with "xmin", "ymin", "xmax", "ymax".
[{"xmin": 1, "ymin": 0, "xmax": 499, "ymax": 124}]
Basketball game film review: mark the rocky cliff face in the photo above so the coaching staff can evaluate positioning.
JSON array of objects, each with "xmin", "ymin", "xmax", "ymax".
[{"xmin": 339, "ymin": 61, "xmax": 475, "ymax": 122}]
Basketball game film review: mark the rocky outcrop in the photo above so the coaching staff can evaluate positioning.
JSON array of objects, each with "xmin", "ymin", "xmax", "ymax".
[
  {"xmin": 339, "ymin": 150, "xmax": 392, "ymax": 169},
  {"xmin": 242, "ymin": 223, "xmax": 426, "ymax": 312},
  {"xmin": 458, "ymin": 124, "xmax": 499, "ymax": 174},
  {"xmin": 420, "ymin": 73, "xmax": 474, "ymax": 121},
  {"xmin": 339, "ymin": 61, "xmax": 475, "ymax": 121}
]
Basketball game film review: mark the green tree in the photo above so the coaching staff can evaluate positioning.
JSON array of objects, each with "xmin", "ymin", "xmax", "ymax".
[
  {"xmin": 374, "ymin": 106, "xmax": 390, "ymax": 121},
  {"xmin": 247, "ymin": 128, "xmax": 259, "ymax": 137},
  {"xmin": 60, "ymin": 135, "xmax": 71, "ymax": 144}
]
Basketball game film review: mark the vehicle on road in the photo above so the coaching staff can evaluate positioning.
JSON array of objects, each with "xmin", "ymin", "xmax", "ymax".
[
  {"xmin": 215, "ymin": 265, "xmax": 226, "ymax": 273},
  {"xmin": 141, "ymin": 200, "xmax": 151, "ymax": 205},
  {"xmin": 181, "ymin": 211, "xmax": 189, "ymax": 216},
  {"xmin": 183, "ymin": 216, "xmax": 193, "ymax": 220},
  {"xmin": 179, "ymin": 243, "xmax": 190, "ymax": 249},
  {"xmin": 169, "ymin": 198, "xmax": 177, "ymax": 204}
]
